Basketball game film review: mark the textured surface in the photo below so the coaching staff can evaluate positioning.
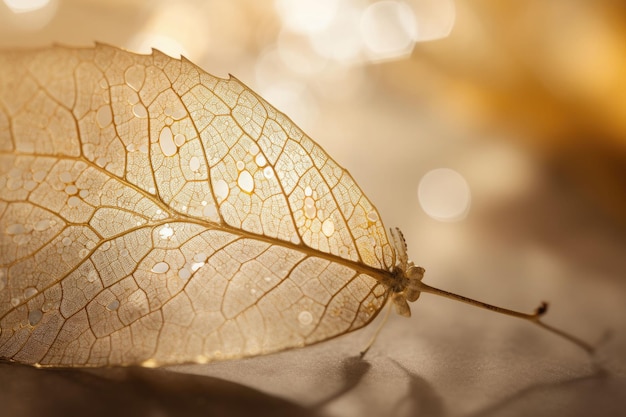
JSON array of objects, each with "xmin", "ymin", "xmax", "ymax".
[{"xmin": 0, "ymin": 45, "xmax": 397, "ymax": 367}]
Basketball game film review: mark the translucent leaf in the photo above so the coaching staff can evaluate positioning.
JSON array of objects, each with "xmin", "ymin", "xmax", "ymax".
[
  {"xmin": 1, "ymin": 45, "xmax": 595, "ymax": 367},
  {"xmin": 0, "ymin": 45, "xmax": 403, "ymax": 367}
]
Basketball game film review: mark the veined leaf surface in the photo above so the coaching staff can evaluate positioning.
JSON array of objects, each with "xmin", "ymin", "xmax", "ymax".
[{"xmin": 0, "ymin": 45, "xmax": 405, "ymax": 367}]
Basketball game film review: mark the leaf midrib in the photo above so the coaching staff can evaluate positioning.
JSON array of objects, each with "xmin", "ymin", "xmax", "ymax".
[{"xmin": 1, "ymin": 150, "xmax": 394, "ymax": 314}]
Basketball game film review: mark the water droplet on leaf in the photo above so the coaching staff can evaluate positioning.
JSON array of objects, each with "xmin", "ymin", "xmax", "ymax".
[
  {"xmin": 298, "ymin": 310, "xmax": 313, "ymax": 326},
  {"xmin": 237, "ymin": 170, "xmax": 254, "ymax": 193},
  {"xmin": 304, "ymin": 196, "xmax": 316, "ymax": 219},
  {"xmin": 24, "ymin": 287, "xmax": 37, "ymax": 298},
  {"xmin": 6, "ymin": 224, "xmax": 26, "ymax": 235},
  {"xmin": 96, "ymin": 106, "xmax": 112, "ymax": 128},
  {"xmin": 214, "ymin": 179, "xmax": 230, "ymax": 201},
  {"xmin": 159, "ymin": 224, "xmax": 174, "ymax": 239},
  {"xmin": 152, "ymin": 262, "xmax": 170, "ymax": 274},
  {"xmin": 191, "ymin": 261, "xmax": 205, "ymax": 272},
  {"xmin": 263, "ymin": 166, "xmax": 274, "ymax": 179},
  {"xmin": 159, "ymin": 126, "xmax": 177, "ymax": 157},
  {"xmin": 132, "ymin": 104, "xmax": 148, "ymax": 118},
  {"xmin": 107, "ymin": 299, "xmax": 120, "ymax": 311},
  {"xmin": 189, "ymin": 156, "xmax": 201, "ymax": 172},
  {"xmin": 367, "ymin": 210, "xmax": 379, "ymax": 222},
  {"xmin": 174, "ymin": 133, "xmax": 186, "ymax": 147},
  {"xmin": 125, "ymin": 65, "xmax": 145, "ymax": 91},
  {"xmin": 178, "ymin": 268, "xmax": 191, "ymax": 280},
  {"xmin": 28, "ymin": 310, "xmax": 43, "ymax": 326},
  {"xmin": 322, "ymin": 218, "xmax": 335, "ymax": 237},
  {"xmin": 255, "ymin": 154, "xmax": 267, "ymax": 167},
  {"xmin": 34, "ymin": 219, "xmax": 51, "ymax": 231}
]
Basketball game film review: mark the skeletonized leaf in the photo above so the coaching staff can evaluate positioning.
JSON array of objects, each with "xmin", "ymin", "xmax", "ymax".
[{"xmin": 0, "ymin": 44, "xmax": 411, "ymax": 367}]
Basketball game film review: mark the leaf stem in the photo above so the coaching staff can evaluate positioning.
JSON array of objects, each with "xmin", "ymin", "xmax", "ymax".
[
  {"xmin": 360, "ymin": 300, "xmax": 393, "ymax": 357},
  {"xmin": 416, "ymin": 281, "xmax": 595, "ymax": 355}
]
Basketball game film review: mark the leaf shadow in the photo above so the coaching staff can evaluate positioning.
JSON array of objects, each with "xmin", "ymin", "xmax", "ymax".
[
  {"xmin": 309, "ymin": 354, "xmax": 372, "ymax": 410},
  {"xmin": 0, "ymin": 360, "xmax": 320, "ymax": 417},
  {"xmin": 388, "ymin": 358, "xmax": 446, "ymax": 417},
  {"xmin": 467, "ymin": 369, "xmax": 626, "ymax": 417},
  {"xmin": 308, "ymin": 355, "xmax": 446, "ymax": 417}
]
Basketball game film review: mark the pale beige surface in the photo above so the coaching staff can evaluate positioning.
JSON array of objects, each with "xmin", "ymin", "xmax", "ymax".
[{"xmin": 1, "ymin": 1, "xmax": 626, "ymax": 416}]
